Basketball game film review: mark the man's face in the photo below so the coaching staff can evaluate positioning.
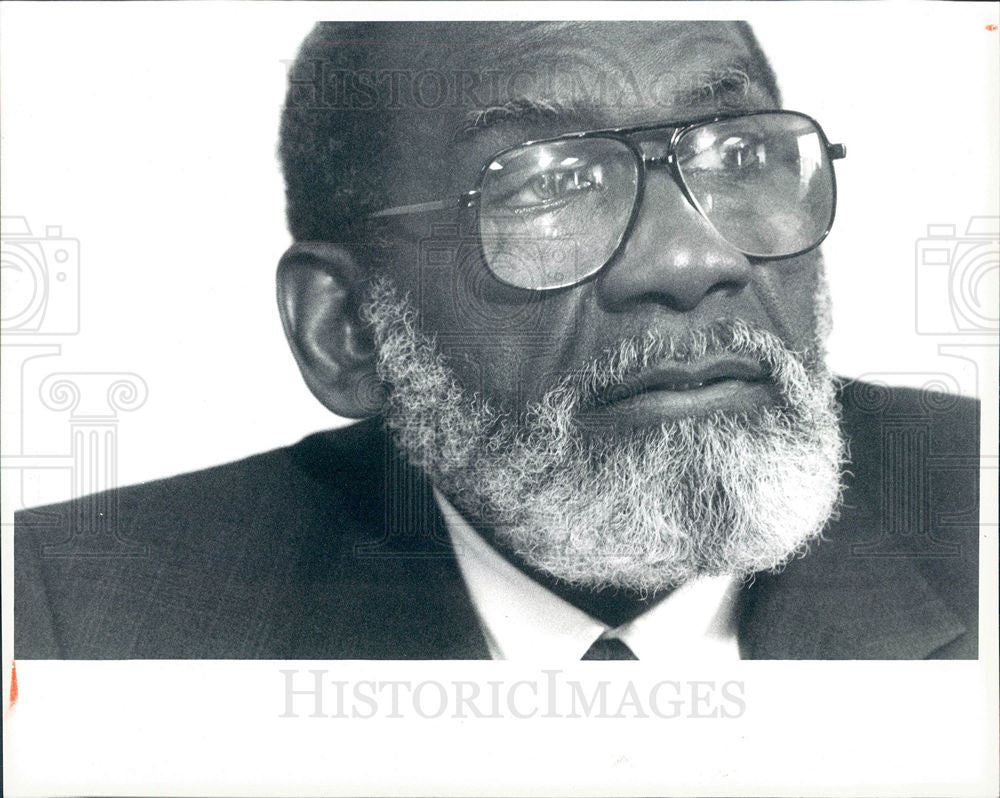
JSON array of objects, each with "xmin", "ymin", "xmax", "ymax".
[
  {"xmin": 355, "ymin": 22, "xmax": 843, "ymax": 592},
  {"xmin": 372, "ymin": 21, "xmax": 826, "ymax": 427}
]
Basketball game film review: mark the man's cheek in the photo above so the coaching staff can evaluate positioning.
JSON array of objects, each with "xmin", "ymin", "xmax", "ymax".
[
  {"xmin": 393, "ymin": 248, "xmax": 526, "ymax": 334},
  {"xmin": 751, "ymin": 256, "xmax": 823, "ymax": 350},
  {"xmin": 438, "ymin": 344, "xmax": 535, "ymax": 411}
]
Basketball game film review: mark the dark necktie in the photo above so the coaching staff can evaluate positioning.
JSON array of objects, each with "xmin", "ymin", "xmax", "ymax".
[{"xmin": 582, "ymin": 636, "xmax": 638, "ymax": 660}]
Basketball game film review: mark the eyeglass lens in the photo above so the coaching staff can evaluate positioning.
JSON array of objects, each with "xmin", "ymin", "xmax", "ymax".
[
  {"xmin": 478, "ymin": 137, "xmax": 639, "ymax": 290},
  {"xmin": 477, "ymin": 113, "xmax": 834, "ymax": 290},
  {"xmin": 675, "ymin": 114, "xmax": 834, "ymax": 259}
]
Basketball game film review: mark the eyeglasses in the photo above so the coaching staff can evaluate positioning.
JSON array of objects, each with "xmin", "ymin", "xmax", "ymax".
[{"xmin": 368, "ymin": 110, "xmax": 846, "ymax": 291}]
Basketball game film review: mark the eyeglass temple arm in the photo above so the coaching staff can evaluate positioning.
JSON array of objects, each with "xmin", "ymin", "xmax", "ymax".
[
  {"xmin": 367, "ymin": 190, "xmax": 481, "ymax": 219},
  {"xmin": 827, "ymin": 143, "xmax": 847, "ymax": 160}
]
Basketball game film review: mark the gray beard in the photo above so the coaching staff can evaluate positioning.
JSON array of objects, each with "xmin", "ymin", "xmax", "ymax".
[{"xmin": 362, "ymin": 277, "xmax": 845, "ymax": 594}]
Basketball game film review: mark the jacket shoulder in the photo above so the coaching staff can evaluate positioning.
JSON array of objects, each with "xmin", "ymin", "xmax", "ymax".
[
  {"xmin": 15, "ymin": 419, "xmax": 388, "ymax": 658},
  {"xmin": 16, "ymin": 420, "xmax": 384, "ymax": 542}
]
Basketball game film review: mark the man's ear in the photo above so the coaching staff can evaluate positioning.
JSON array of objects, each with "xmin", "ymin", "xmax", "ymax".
[{"xmin": 277, "ymin": 242, "xmax": 385, "ymax": 419}]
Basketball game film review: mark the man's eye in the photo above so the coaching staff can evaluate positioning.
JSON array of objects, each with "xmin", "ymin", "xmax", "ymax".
[
  {"xmin": 501, "ymin": 164, "xmax": 605, "ymax": 209},
  {"xmin": 685, "ymin": 135, "xmax": 766, "ymax": 174}
]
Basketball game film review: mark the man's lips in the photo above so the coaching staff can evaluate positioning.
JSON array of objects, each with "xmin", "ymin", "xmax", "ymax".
[
  {"xmin": 593, "ymin": 356, "xmax": 770, "ymax": 407},
  {"xmin": 579, "ymin": 356, "xmax": 777, "ymax": 426}
]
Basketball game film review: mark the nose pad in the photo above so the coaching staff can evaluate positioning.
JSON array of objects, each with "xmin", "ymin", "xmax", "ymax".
[{"xmin": 595, "ymin": 167, "xmax": 752, "ymax": 312}]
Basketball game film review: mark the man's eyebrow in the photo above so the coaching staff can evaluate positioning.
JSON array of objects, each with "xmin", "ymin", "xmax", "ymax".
[
  {"xmin": 452, "ymin": 97, "xmax": 583, "ymax": 144},
  {"xmin": 671, "ymin": 65, "xmax": 758, "ymax": 109}
]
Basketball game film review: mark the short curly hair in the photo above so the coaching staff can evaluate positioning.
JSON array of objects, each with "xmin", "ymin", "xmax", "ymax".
[{"xmin": 278, "ymin": 22, "xmax": 781, "ymax": 243}]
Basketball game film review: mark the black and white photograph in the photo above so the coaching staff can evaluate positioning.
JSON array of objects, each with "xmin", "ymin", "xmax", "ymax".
[{"xmin": 2, "ymin": 2, "xmax": 997, "ymax": 796}]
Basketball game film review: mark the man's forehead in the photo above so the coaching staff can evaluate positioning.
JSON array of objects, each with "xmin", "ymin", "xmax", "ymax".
[
  {"xmin": 373, "ymin": 21, "xmax": 770, "ymax": 117},
  {"xmin": 375, "ymin": 20, "xmax": 752, "ymax": 66},
  {"xmin": 486, "ymin": 21, "xmax": 752, "ymax": 74}
]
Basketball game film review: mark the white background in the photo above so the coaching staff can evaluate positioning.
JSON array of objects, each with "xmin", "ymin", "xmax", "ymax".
[{"xmin": 1, "ymin": 3, "xmax": 998, "ymax": 797}]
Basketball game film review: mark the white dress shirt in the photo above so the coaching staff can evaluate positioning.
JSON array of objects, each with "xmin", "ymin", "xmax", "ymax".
[{"xmin": 434, "ymin": 489, "xmax": 742, "ymax": 661}]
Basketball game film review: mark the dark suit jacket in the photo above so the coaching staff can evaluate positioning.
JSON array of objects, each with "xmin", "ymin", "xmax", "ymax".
[{"xmin": 14, "ymin": 381, "xmax": 980, "ymax": 659}]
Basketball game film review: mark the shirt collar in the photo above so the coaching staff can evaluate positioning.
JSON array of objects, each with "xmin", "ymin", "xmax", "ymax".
[{"xmin": 434, "ymin": 489, "xmax": 741, "ymax": 661}]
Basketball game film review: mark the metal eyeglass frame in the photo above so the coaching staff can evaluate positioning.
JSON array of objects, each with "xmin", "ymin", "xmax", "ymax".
[{"xmin": 366, "ymin": 109, "xmax": 847, "ymax": 289}]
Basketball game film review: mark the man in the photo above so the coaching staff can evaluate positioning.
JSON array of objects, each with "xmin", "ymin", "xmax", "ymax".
[{"xmin": 15, "ymin": 21, "xmax": 979, "ymax": 659}]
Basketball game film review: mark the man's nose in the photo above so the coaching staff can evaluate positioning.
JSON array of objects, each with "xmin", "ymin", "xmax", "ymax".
[{"xmin": 594, "ymin": 170, "xmax": 752, "ymax": 312}]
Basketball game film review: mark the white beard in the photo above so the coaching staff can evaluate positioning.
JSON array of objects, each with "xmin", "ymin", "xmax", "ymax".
[{"xmin": 362, "ymin": 277, "xmax": 845, "ymax": 595}]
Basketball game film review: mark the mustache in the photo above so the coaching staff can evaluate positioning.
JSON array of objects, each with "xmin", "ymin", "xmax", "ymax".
[{"xmin": 542, "ymin": 320, "xmax": 820, "ymax": 414}]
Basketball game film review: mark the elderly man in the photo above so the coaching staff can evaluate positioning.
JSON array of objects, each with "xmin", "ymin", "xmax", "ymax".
[{"xmin": 15, "ymin": 21, "xmax": 979, "ymax": 659}]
